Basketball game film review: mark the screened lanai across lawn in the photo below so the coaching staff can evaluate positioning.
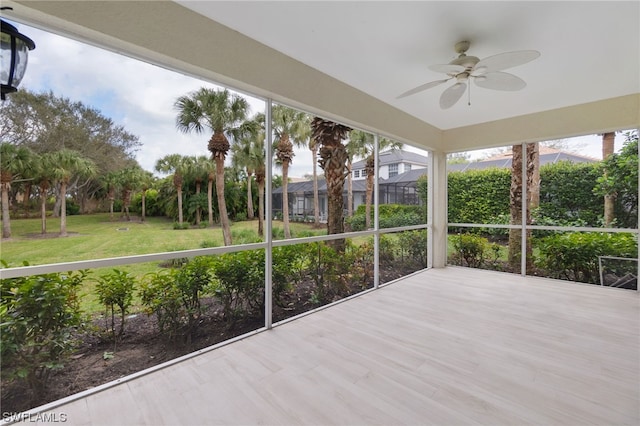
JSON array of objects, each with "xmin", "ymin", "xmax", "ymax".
[{"xmin": 1, "ymin": 1, "xmax": 638, "ymax": 425}]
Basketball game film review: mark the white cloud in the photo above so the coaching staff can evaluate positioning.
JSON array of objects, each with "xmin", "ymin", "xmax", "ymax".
[{"xmin": 16, "ymin": 22, "xmax": 265, "ymax": 173}]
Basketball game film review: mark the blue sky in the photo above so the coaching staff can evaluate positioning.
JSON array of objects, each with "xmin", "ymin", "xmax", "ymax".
[{"xmin": 8, "ymin": 20, "xmax": 627, "ymax": 177}]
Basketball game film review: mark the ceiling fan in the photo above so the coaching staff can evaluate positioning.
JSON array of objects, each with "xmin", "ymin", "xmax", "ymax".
[{"xmin": 398, "ymin": 41, "xmax": 540, "ymax": 109}]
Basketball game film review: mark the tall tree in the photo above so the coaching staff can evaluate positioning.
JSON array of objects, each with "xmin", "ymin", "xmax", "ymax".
[
  {"xmin": 309, "ymin": 137, "xmax": 321, "ymax": 227},
  {"xmin": 48, "ymin": 149, "xmax": 96, "ymax": 237},
  {"xmin": 0, "ymin": 90, "xmax": 141, "ymax": 210},
  {"xmin": 101, "ymin": 171, "xmax": 120, "ymax": 221},
  {"xmin": 175, "ymin": 88, "xmax": 254, "ymax": 245},
  {"xmin": 348, "ymin": 131, "xmax": 402, "ymax": 229},
  {"xmin": 138, "ymin": 170, "xmax": 155, "ymax": 223},
  {"xmin": 155, "ymin": 154, "xmax": 192, "ymax": 226},
  {"xmin": 188, "ymin": 155, "xmax": 214, "ymax": 226},
  {"xmin": 117, "ymin": 166, "xmax": 143, "ymax": 221},
  {"xmin": 602, "ymin": 132, "xmax": 616, "ymax": 226},
  {"xmin": 32, "ymin": 152, "xmax": 56, "ymax": 235},
  {"xmin": 508, "ymin": 143, "xmax": 538, "ymax": 273},
  {"xmin": 310, "ymin": 118, "xmax": 352, "ymax": 251},
  {"xmin": 272, "ymin": 105, "xmax": 311, "ymax": 239},
  {"xmin": 0, "ymin": 143, "xmax": 33, "ymax": 238}
]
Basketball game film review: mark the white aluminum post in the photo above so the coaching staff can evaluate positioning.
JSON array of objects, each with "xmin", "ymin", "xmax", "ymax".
[
  {"xmin": 427, "ymin": 151, "xmax": 434, "ymax": 269},
  {"xmin": 265, "ymin": 100, "xmax": 273, "ymax": 329},
  {"xmin": 373, "ymin": 134, "xmax": 380, "ymax": 289},
  {"xmin": 521, "ymin": 143, "xmax": 527, "ymax": 277}
]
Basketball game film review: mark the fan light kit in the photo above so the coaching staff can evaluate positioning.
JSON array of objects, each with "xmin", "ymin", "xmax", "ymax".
[{"xmin": 398, "ymin": 41, "xmax": 540, "ymax": 109}]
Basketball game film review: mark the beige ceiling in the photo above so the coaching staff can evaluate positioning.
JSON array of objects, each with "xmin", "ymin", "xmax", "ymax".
[{"xmin": 5, "ymin": 1, "xmax": 640, "ymax": 153}]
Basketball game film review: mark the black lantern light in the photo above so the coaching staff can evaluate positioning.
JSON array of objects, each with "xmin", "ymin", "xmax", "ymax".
[{"xmin": 1, "ymin": 18, "xmax": 36, "ymax": 100}]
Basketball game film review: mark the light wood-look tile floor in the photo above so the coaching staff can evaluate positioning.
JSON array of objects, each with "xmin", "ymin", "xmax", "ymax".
[{"xmin": 16, "ymin": 268, "xmax": 640, "ymax": 425}]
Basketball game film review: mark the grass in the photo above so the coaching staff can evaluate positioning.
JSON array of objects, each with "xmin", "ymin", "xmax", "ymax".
[{"xmin": 1, "ymin": 213, "xmax": 325, "ymax": 313}]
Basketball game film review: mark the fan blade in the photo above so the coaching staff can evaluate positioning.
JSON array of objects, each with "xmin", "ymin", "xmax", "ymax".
[
  {"xmin": 440, "ymin": 82, "xmax": 467, "ymax": 109},
  {"xmin": 428, "ymin": 64, "xmax": 465, "ymax": 75},
  {"xmin": 475, "ymin": 50, "xmax": 540, "ymax": 72},
  {"xmin": 397, "ymin": 79, "xmax": 450, "ymax": 99},
  {"xmin": 475, "ymin": 72, "xmax": 526, "ymax": 91}
]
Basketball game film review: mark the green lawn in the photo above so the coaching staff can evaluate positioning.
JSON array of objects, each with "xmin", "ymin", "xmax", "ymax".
[{"xmin": 1, "ymin": 213, "xmax": 325, "ymax": 312}]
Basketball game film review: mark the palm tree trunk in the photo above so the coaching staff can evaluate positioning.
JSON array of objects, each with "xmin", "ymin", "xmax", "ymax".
[
  {"xmin": 282, "ymin": 161, "xmax": 291, "ymax": 239},
  {"xmin": 207, "ymin": 175, "xmax": 214, "ymax": 227},
  {"xmin": 177, "ymin": 188, "xmax": 184, "ymax": 225},
  {"xmin": 246, "ymin": 171, "xmax": 254, "ymax": 219},
  {"xmin": 1, "ymin": 182, "xmax": 11, "ymax": 239},
  {"xmin": 257, "ymin": 172, "xmax": 265, "ymax": 238},
  {"xmin": 602, "ymin": 132, "xmax": 616, "ymax": 226},
  {"xmin": 40, "ymin": 192, "xmax": 47, "ymax": 234},
  {"xmin": 60, "ymin": 182, "xmax": 68, "ymax": 237},
  {"xmin": 141, "ymin": 190, "xmax": 147, "ymax": 222},
  {"xmin": 214, "ymin": 157, "xmax": 232, "ymax": 245},
  {"xmin": 320, "ymin": 143, "xmax": 348, "ymax": 251},
  {"xmin": 195, "ymin": 181, "xmax": 202, "ymax": 226},
  {"xmin": 23, "ymin": 183, "xmax": 31, "ymax": 218},
  {"xmin": 312, "ymin": 148, "xmax": 320, "ymax": 226}
]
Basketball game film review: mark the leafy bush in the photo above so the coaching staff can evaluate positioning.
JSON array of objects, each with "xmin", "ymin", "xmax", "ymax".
[
  {"xmin": 536, "ymin": 232, "xmax": 637, "ymax": 283},
  {"xmin": 172, "ymin": 222, "xmax": 190, "ymax": 230},
  {"xmin": 347, "ymin": 204, "xmax": 423, "ymax": 231},
  {"xmin": 397, "ymin": 229, "xmax": 428, "ymax": 268},
  {"xmin": 302, "ymin": 241, "xmax": 360, "ymax": 303},
  {"xmin": 211, "ymin": 250, "xmax": 265, "ymax": 321},
  {"xmin": 1, "ymin": 266, "xmax": 86, "ymax": 395},
  {"xmin": 95, "ymin": 269, "xmax": 136, "ymax": 339},
  {"xmin": 448, "ymin": 168, "xmax": 511, "ymax": 224},
  {"xmin": 450, "ymin": 233, "xmax": 491, "ymax": 268},
  {"xmin": 140, "ymin": 256, "xmax": 215, "ymax": 341}
]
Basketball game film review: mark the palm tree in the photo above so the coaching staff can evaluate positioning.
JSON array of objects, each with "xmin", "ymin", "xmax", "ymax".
[
  {"xmin": 188, "ymin": 155, "xmax": 213, "ymax": 226},
  {"xmin": 348, "ymin": 130, "xmax": 402, "ymax": 229},
  {"xmin": 101, "ymin": 171, "xmax": 120, "ymax": 221},
  {"xmin": 32, "ymin": 153, "xmax": 54, "ymax": 235},
  {"xmin": 308, "ymin": 137, "xmax": 321, "ymax": 226},
  {"xmin": 48, "ymin": 149, "xmax": 96, "ymax": 237},
  {"xmin": 155, "ymin": 154, "xmax": 192, "ymax": 226},
  {"xmin": 231, "ymin": 137, "xmax": 255, "ymax": 220},
  {"xmin": 117, "ymin": 166, "xmax": 143, "ymax": 221},
  {"xmin": 272, "ymin": 105, "xmax": 311, "ymax": 239},
  {"xmin": 139, "ymin": 170, "xmax": 155, "ymax": 223},
  {"xmin": 0, "ymin": 143, "xmax": 33, "ymax": 238},
  {"xmin": 175, "ymin": 88, "xmax": 254, "ymax": 245},
  {"xmin": 602, "ymin": 132, "xmax": 616, "ymax": 226},
  {"xmin": 508, "ymin": 143, "xmax": 537, "ymax": 273},
  {"xmin": 232, "ymin": 114, "xmax": 266, "ymax": 236},
  {"xmin": 310, "ymin": 117, "xmax": 352, "ymax": 250}
]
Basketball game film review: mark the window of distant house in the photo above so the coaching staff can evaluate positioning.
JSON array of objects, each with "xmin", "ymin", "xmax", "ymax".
[
  {"xmin": 354, "ymin": 170, "xmax": 360, "ymax": 178},
  {"xmin": 405, "ymin": 164, "xmax": 412, "ymax": 172},
  {"xmin": 389, "ymin": 163, "xmax": 399, "ymax": 177},
  {"xmin": 362, "ymin": 169, "xmax": 367, "ymax": 177}
]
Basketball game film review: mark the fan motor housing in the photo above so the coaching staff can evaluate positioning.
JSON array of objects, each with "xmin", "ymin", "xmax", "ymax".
[{"xmin": 450, "ymin": 55, "xmax": 480, "ymax": 70}]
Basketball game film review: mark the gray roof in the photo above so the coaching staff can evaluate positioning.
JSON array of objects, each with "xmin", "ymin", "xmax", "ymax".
[
  {"xmin": 448, "ymin": 151, "xmax": 596, "ymax": 172},
  {"xmin": 275, "ymin": 150, "xmax": 597, "ymax": 193},
  {"xmin": 273, "ymin": 178, "xmax": 368, "ymax": 194},
  {"xmin": 352, "ymin": 149, "xmax": 428, "ymax": 170}
]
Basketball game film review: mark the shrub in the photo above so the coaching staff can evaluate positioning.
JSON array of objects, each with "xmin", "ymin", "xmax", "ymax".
[
  {"xmin": 1, "ymin": 266, "xmax": 86, "ymax": 395},
  {"xmin": 347, "ymin": 204, "xmax": 423, "ymax": 231},
  {"xmin": 536, "ymin": 232, "xmax": 637, "ymax": 283},
  {"xmin": 173, "ymin": 222, "xmax": 190, "ymax": 230},
  {"xmin": 95, "ymin": 269, "xmax": 136, "ymax": 340},
  {"xmin": 397, "ymin": 229, "xmax": 428, "ymax": 268},
  {"xmin": 211, "ymin": 250, "xmax": 265, "ymax": 321},
  {"xmin": 450, "ymin": 233, "xmax": 491, "ymax": 268},
  {"xmin": 140, "ymin": 256, "xmax": 215, "ymax": 341}
]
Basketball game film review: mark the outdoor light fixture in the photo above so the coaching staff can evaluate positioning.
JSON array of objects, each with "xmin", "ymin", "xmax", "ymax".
[{"xmin": 1, "ymin": 17, "xmax": 36, "ymax": 100}]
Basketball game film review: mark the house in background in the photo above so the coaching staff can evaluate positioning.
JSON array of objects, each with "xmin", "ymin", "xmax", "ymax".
[
  {"xmin": 351, "ymin": 150, "xmax": 428, "ymax": 180},
  {"xmin": 274, "ymin": 147, "xmax": 596, "ymax": 220}
]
